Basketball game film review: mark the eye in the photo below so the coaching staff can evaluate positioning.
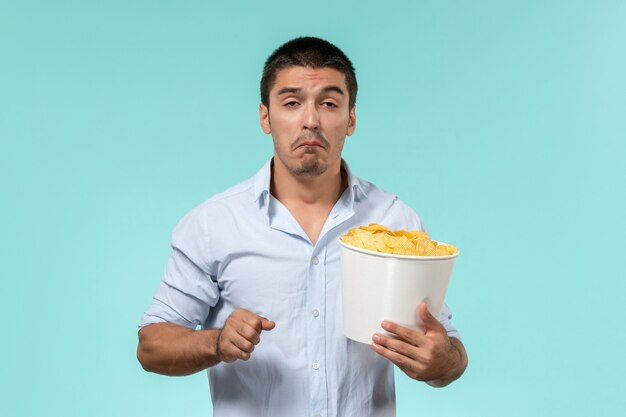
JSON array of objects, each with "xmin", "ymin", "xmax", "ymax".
[
  {"xmin": 285, "ymin": 101, "xmax": 299, "ymax": 107},
  {"xmin": 322, "ymin": 102, "xmax": 337, "ymax": 108}
]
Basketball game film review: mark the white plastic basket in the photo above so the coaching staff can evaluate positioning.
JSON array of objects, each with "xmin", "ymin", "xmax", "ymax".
[{"xmin": 340, "ymin": 239, "xmax": 459, "ymax": 344}]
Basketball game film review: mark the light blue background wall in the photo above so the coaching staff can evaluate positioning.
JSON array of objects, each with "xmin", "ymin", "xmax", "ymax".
[{"xmin": 1, "ymin": 1, "xmax": 625, "ymax": 416}]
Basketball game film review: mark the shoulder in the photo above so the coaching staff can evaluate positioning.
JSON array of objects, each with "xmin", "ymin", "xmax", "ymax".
[
  {"xmin": 172, "ymin": 176, "xmax": 256, "ymax": 239},
  {"xmin": 354, "ymin": 176, "xmax": 426, "ymax": 232}
]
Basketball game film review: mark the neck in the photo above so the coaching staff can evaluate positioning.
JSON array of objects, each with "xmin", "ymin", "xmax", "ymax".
[{"xmin": 270, "ymin": 158, "xmax": 348, "ymax": 207}]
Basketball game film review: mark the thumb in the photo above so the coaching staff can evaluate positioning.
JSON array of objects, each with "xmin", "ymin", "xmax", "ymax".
[
  {"xmin": 260, "ymin": 317, "xmax": 276, "ymax": 331},
  {"xmin": 418, "ymin": 302, "xmax": 442, "ymax": 332}
]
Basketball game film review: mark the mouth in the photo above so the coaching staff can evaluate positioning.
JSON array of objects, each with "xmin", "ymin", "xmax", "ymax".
[
  {"xmin": 292, "ymin": 132, "xmax": 329, "ymax": 151},
  {"xmin": 298, "ymin": 141, "xmax": 324, "ymax": 148}
]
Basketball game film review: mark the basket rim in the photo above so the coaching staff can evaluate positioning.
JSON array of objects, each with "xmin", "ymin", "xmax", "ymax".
[{"xmin": 338, "ymin": 238, "xmax": 460, "ymax": 260}]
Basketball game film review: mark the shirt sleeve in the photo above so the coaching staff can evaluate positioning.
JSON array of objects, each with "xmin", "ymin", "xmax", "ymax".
[
  {"xmin": 387, "ymin": 197, "xmax": 427, "ymax": 233},
  {"xmin": 392, "ymin": 198, "xmax": 461, "ymax": 339},
  {"xmin": 139, "ymin": 208, "xmax": 220, "ymax": 330},
  {"xmin": 438, "ymin": 302, "xmax": 461, "ymax": 340}
]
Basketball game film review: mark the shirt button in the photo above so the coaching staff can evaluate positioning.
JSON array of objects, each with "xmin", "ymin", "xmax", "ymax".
[
  {"xmin": 312, "ymin": 362, "xmax": 320, "ymax": 370},
  {"xmin": 311, "ymin": 256, "xmax": 319, "ymax": 265},
  {"xmin": 312, "ymin": 309, "xmax": 319, "ymax": 317}
]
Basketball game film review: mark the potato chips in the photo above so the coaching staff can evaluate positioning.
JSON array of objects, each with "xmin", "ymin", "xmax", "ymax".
[{"xmin": 340, "ymin": 224, "xmax": 457, "ymax": 256}]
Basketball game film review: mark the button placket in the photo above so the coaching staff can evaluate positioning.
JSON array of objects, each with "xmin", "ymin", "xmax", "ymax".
[{"xmin": 307, "ymin": 245, "xmax": 327, "ymax": 417}]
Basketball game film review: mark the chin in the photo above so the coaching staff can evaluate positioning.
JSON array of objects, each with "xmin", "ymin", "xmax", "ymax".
[
  {"xmin": 297, "ymin": 165, "xmax": 324, "ymax": 176},
  {"xmin": 291, "ymin": 158, "xmax": 325, "ymax": 176}
]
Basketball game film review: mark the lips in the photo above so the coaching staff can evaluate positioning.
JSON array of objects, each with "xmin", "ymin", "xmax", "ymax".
[
  {"xmin": 298, "ymin": 141, "xmax": 324, "ymax": 148},
  {"xmin": 292, "ymin": 133, "xmax": 329, "ymax": 151}
]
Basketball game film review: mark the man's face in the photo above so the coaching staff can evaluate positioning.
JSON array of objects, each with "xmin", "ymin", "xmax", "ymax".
[{"xmin": 260, "ymin": 66, "xmax": 356, "ymax": 177}]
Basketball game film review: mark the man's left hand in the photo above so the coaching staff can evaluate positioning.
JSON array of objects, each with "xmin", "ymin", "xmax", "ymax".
[{"xmin": 371, "ymin": 302, "xmax": 467, "ymax": 387}]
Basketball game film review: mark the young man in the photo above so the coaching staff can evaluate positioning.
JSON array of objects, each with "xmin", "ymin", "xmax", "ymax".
[{"xmin": 138, "ymin": 37, "xmax": 467, "ymax": 417}]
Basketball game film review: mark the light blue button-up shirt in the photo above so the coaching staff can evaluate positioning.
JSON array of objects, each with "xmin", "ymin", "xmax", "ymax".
[{"xmin": 140, "ymin": 158, "xmax": 460, "ymax": 417}]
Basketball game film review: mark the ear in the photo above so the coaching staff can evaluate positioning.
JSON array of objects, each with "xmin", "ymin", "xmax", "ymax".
[
  {"xmin": 346, "ymin": 105, "xmax": 356, "ymax": 136},
  {"xmin": 260, "ymin": 103, "xmax": 271, "ymax": 134}
]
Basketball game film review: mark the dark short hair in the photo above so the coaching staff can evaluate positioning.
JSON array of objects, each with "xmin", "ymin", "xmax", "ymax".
[{"xmin": 261, "ymin": 37, "xmax": 358, "ymax": 109}]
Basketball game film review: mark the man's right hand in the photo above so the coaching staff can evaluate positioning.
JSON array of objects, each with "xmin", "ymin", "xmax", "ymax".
[
  {"xmin": 137, "ymin": 308, "xmax": 275, "ymax": 376},
  {"xmin": 216, "ymin": 308, "xmax": 276, "ymax": 363}
]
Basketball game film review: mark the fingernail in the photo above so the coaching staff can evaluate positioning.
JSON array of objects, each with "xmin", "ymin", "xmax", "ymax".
[
  {"xmin": 372, "ymin": 334, "xmax": 380, "ymax": 342},
  {"xmin": 381, "ymin": 321, "xmax": 389, "ymax": 329}
]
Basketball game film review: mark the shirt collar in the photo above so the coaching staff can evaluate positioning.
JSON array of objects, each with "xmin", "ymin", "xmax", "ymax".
[{"xmin": 253, "ymin": 158, "xmax": 368, "ymax": 206}]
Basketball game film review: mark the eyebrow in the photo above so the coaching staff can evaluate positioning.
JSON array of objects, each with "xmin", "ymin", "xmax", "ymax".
[{"xmin": 277, "ymin": 86, "xmax": 345, "ymax": 96}]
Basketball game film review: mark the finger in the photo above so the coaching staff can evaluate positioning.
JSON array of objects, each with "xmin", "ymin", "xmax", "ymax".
[
  {"xmin": 418, "ymin": 303, "xmax": 446, "ymax": 333},
  {"xmin": 381, "ymin": 320, "xmax": 427, "ymax": 346},
  {"xmin": 261, "ymin": 317, "xmax": 276, "ymax": 331},
  {"xmin": 229, "ymin": 332, "xmax": 256, "ymax": 354},
  {"xmin": 243, "ymin": 315, "xmax": 275, "ymax": 333},
  {"xmin": 372, "ymin": 333, "xmax": 420, "ymax": 360},
  {"xmin": 418, "ymin": 303, "xmax": 445, "ymax": 334},
  {"xmin": 236, "ymin": 322, "xmax": 262, "ymax": 345},
  {"xmin": 227, "ymin": 309, "xmax": 260, "ymax": 335},
  {"xmin": 232, "ymin": 307, "xmax": 253, "ymax": 320},
  {"xmin": 220, "ymin": 331, "xmax": 255, "ymax": 361},
  {"xmin": 240, "ymin": 313, "xmax": 265, "ymax": 334},
  {"xmin": 370, "ymin": 342, "xmax": 419, "ymax": 379},
  {"xmin": 217, "ymin": 332, "xmax": 253, "ymax": 362},
  {"xmin": 230, "ymin": 309, "xmax": 274, "ymax": 337},
  {"xmin": 231, "ymin": 308, "xmax": 265, "ymax": 332}
]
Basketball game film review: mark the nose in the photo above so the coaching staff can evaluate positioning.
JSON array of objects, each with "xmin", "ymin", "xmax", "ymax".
[{"xmin": 302, "ymin": 102, "xmax": 320, "ymax": 131}]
